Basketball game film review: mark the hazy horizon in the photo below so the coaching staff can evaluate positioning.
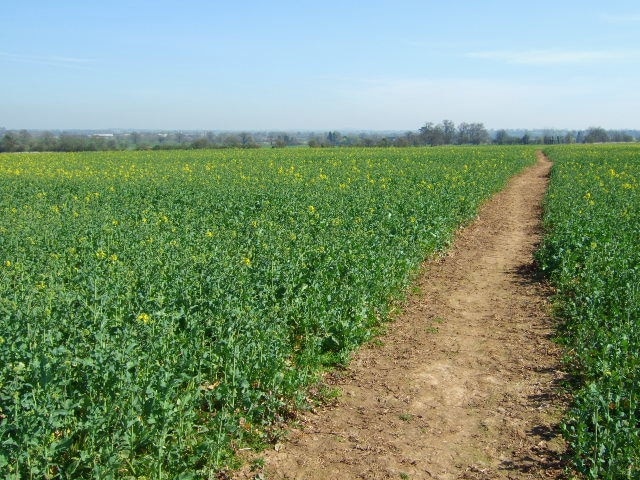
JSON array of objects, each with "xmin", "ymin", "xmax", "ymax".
[{"xmin": 3, "ymin": 1, "xmax": 640, "ymax": 131}]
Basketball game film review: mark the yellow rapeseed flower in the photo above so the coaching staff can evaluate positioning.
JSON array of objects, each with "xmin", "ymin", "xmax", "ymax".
[{"xmin": 137, "ymin": 313, "xmax": 152, "ymax": 324}]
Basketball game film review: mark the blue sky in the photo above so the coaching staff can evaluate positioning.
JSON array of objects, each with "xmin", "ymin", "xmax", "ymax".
[{"xmin": 2, "ymin": 1, "xmax": 640, "ymax": 131}]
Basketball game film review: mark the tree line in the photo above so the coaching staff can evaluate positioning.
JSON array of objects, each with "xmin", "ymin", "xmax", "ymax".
[
  {"xmin": 0, "ymin": 123, "xmax": 637, "ymax": 153},
  {"xmin": 306, "ymin": 122, "xmax": 637, "ymax": 148},
  {"xmin": 0, "ymin": 130, "xmax": 265, "ymax": 153}
]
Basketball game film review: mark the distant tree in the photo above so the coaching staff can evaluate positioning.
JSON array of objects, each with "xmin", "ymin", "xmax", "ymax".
[
  {"xmin": 39, "ymin": 131, "xmax": 58, "ymax": 151},
  {"xmin": 223, "ymin": 134, "xmax": 241, "ymax": 148},
  {"xmin": 494, "ymin": 129, "xmax": 511, "ymax": 145},
  {"xmin": 269, "ymin": 132, "xmax": 295, "ymax": 148},
  {"xmin": 326, "ymin": 131, "xmax": 343, "ymax": 146},
  {"xmin": 469, "ymin": 123, "xmax": 490, "ymax": 145},
  {"xmin": 442, "ymin": 120, "xmax": 456, "ymax": 144},
  {"xmin": 608, "ymin": 130, "xmax": 634, "ymax": 142},
  {"xmin": 393, "ymin": 136, "xmax": 410, "ymax": 147},
  {"xmin": 191, "ymin": 138, "xmax": 211, "ymax": 149},
  {"xmin": 456, "ymin": 122, "xmax": 489, "ymax": 145},
  {"xmin": 419, "ymin": 120, "xmax": 461, "ymax": 146},
  {"xmin": 239, "ymin": 132, "xmax": 257, "ymax": 148},
  {"xmin": 0, "ymin": 133, "xmax": 20, "ymax": 152},
  {"xmin": 57, "ymin": 134, "xmax": 83, "ymax": 152},
  {"xmin": 418, "ymin": 122, "xmax": 431, "ymax": 144},
  {"xmin": 405, "ymin": 131, "xmax": 422, "ymax": 146},
  {"xmin": 583, "ymin": 127, "xmax": 609, "ymax": 143},
  {"xmin": 456, "ymin": 122, "xmax": 472, "ymax": 144},
  {"xmin": 419, "ymin": 122, "xmax": 445, "ymax": 146},
  {"xmin": 358, "ymin": 134, "xmax": 375, "ymax": 147},
  {"xmin": 17, "ymin": 130, "xmax": 33, "ymax": 150},
  {"xmin": 395, "ymin": 131, "xmax": 422, "ymax": 147},
  {"xmin": 205, "ymin": 131, "xmax": 217, "ymax": 144}
]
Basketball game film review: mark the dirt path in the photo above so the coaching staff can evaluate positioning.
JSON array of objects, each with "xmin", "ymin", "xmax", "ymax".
[{"xmin": 235, "ymin": 152, "xmax": 567, "ymax": 479}]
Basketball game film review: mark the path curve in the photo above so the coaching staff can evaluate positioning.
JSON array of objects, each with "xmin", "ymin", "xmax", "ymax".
[{"xmin": 236, "ymin": 152, "xmax": 567, "ymax": 480}]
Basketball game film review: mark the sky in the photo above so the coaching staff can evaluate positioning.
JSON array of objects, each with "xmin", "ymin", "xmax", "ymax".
[{"xmin": 2, "ymin": 0, "xmax": 640, "ymax": 131}]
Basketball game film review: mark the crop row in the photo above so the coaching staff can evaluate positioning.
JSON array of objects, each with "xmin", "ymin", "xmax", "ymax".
[
  {"xmin": 538, "ymin": 144, "xmax": 640, "ymax": 479},
  {"xmin": 0, "ymin": 146, "xmax": 536, "ymax": 478}
]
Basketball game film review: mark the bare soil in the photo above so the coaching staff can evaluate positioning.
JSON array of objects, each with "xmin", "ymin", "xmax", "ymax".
[{"xmin": 234, "ymin": 152, "xmax": 567, "ymax": 480}]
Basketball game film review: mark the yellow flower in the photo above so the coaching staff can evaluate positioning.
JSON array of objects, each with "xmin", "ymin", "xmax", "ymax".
[
  {"xmin": 4, "ymin": 260, "xmax": 11, "ymax": 268},
  {"xmin": 242, "ymin": 257, "xmax": 252, "ymax": 267},
  {"xmin": 96, "ymin": 250, "xmax": 107, "ymax": 260},
  {"xmin": 137, "ymin": 313, "xmax": 152, "ymax": 324},
  {"xmin": 308, "ymin": 205, "xmax": 316, "ymax": 214}
]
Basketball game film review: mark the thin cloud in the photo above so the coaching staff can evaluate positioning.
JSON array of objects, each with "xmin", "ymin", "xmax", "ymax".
[
  {"xmin": 0, "ymin": 52, "xmax": 95, "ymax": 69},
  {"xmin": 467, "ymin": 49, "xmax": 640, "ymax": 66}
]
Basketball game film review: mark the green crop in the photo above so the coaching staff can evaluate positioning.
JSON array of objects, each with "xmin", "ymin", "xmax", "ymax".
[
  {"xmin": 0, "ymin": 146, "xmax": 536, "ymax": 478},
  {"xmin": 538, "ymin": 144, "xmax": 640, "ymax": 479}
]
